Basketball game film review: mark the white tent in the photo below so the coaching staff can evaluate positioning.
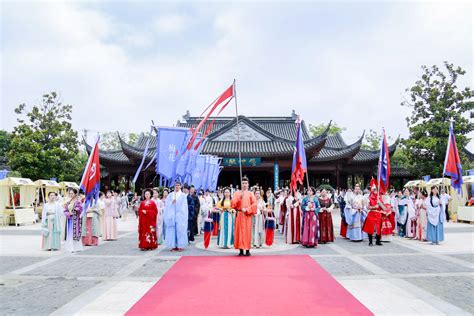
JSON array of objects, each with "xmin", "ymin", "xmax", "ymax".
[{"xmin": 0, "ymin": 177, "xmax": 36, "ymax": 225}]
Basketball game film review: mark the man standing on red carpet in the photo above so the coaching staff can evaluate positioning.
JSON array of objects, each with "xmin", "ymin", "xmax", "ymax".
[{"xmin": 232, "ymin": 177, "xmax": 257, "ymax": 256}]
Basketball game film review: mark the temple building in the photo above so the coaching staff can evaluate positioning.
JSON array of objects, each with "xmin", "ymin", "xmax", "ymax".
[{"xmin": 86, "ymin": 111, "xmax": 412, "ymax": 191}]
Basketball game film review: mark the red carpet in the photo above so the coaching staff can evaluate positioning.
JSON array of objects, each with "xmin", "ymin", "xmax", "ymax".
[{"xmin": 126, "ymin": 255, "xmax": 373, "ymax": 316}]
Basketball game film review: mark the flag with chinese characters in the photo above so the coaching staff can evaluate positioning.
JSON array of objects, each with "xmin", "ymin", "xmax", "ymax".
[{"xmin": 155, "ymin": 127, "xmax": 189, "ymax": 182}]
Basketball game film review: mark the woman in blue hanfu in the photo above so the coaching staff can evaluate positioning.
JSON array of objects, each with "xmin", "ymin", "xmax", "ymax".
[
  {"xmin": 216, "ymin": 187, "xmax": 235, "ymax": 249},
  {"xmin": 41, "ymin": 192, "xmax": 62, "ymax": 251}
]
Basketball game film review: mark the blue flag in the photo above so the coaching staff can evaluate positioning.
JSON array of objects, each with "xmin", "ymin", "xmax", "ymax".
[
  {"xmin": 155, "ymin": 127, "xmax": 189, "ymax": 182},
  {"xmin": 191, "ymin": 155, "xmax": 207, "ymax": 189},
  {"xmin": 175, "ymin": 131, "xmax": 193, "ymax": 180}
]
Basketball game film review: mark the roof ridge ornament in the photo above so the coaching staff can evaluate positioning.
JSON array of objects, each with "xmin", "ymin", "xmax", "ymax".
[{"xmin": 183, "ymin": 110, "xmax": 191, "ymax": 121}]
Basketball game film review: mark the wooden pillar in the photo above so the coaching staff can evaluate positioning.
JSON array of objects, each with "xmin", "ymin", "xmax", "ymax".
[
  {"xmin": 335, "ymin": 166, "xmax": 341, "ymax": 189},
  {"xmin": 125, "ymin": 175, "xmax": 130, "ymax": 192},
  {"xmin": 106, "ymin": 175, "xmax": 111, "ymax": 191},
  {"xmin": 142, "ymin": 171, "xmax": 147, "ymax": 191}
]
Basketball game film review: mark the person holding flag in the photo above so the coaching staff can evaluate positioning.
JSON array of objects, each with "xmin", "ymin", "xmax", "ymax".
[
  {"xmin": 362, "ymin": 179, "xmax": 384, "ymax": 246},
  {"xmin": 290, "ymin": 116, "xmax": 307, "ymax": 196},
  {"xmin": 362, "ymin": 128, "xmax": 393, "ymax": 246}
]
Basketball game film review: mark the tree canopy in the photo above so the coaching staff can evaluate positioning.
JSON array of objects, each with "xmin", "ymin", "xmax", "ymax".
[
  {"xmin": 308, "ymin": 122, "xmax": 346, "ymax": 137},
  {"xmin": 100, "ymin": 132, "xmax": 140, "ymax": 150},
  {"xmin": 7, "ymin": 92, "xmax": 86, "ymax": 181},
  {"xmin": 0, "ymin": 130, "xmax": 11, "ymax": 157},
  {"xmin": 401, "ymin": 62, "xmax": 474, "ymax": 177}
]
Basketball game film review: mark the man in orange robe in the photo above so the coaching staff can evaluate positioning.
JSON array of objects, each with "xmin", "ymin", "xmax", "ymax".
[{"xmin": 231, "ymin": 177, "xmax": 257, "ymax": 256}]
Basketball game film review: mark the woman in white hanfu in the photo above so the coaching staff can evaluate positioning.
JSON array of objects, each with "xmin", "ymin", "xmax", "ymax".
[
  {"xmin": 252, "ymin": 190, "xmax": 266, "ymax": 248},
  {"xmin": 426, "ymin": 186, "xmax": 445, "ymax": 245},
  {"xmin": 103, "ymin": 191, "xmax": 119, "ymax": 241},
  {"xmin": 153, "ymin": 188, "xmax": 166, "ymax": 245}
]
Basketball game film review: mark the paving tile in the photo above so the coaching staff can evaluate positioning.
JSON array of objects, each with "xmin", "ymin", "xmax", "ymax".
[
  {"xmin": 0, "ymin": 256, "xmax": 48, "ymax": 274},
  {"xmin": 313, "ymin": 256, "xmax": 373, "ymax": 276},
  {"xmin": 364, "ymin": 255, "xmax": 474, "ymax": 274},
  {"xmin": 22, "ymin": 257, "xmax": 133, "ymax": 277},
  {"xmin": 404, "ymin": 276, "xmax": 474, "ymax": 314},
  {"xmin": 0, "ymin": 278, "xmax": 98, "ymax": 315}
]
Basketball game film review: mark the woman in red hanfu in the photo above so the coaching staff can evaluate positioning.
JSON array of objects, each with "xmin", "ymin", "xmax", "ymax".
[
  {"xmin": 318, "ymin": 189, "xmax": 334, "ymax": 243},
  {"xmin": 362, "ymin": 180, "xmax": 384, "ymax": 246},
  {"xmin": 138, "ymin": 189, "xmax": 158, "ymax": 250}
]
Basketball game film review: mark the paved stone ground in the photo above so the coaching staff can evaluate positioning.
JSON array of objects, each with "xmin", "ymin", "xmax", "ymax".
[{"xmin": 1, "ymin": 211, "xmax": 473, "ymax": 315}]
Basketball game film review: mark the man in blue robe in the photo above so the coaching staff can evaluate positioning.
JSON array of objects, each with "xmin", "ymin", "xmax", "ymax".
[{"xmin": 164, "ymin": 181, "xmax": 189, "ymax": 251}]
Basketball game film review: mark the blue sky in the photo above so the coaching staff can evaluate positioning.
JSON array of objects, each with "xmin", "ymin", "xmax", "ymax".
[{"xmin": 1, "ymin": 1, "xmax": 472, "ymax": 149}]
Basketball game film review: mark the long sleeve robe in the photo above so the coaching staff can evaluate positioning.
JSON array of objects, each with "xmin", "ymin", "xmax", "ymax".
[
  {"xmin": 138, "ymin": 199, "xmax": 158, "ymax": 249},
  {"xmin": 231, "ymin": 190, "xmax": 257, "ymax": 250},
  {"xmin": 164, "ymin": 191, "xmax": 188, "ymax": 249}
]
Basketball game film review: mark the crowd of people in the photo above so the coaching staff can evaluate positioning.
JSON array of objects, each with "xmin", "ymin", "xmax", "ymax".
[{"xmin": 38, "ymin": 178, "xmax": 449, "ymax": 255}]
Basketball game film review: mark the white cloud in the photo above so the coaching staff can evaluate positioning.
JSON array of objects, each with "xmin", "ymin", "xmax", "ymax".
[
  {"xmin": 0, "ymin": 1, "xmax": 472, "ymax": 152},
  {"xmin": 153, "ymin": 14, "xmax": 189, "ymax": 34}
]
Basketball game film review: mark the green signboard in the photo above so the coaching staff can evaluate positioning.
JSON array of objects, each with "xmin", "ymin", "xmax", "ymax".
[{"xmin": 223, "ymin": 157, "xmax": 262, "ymax": 167}]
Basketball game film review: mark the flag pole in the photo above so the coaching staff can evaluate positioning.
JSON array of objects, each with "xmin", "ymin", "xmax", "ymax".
[
  {"xmin": 233, "ymin": 79, "xmax": 243, "ymax": 186},
  {"xmin": 377, "ymin": 128, "xmax": 383, "ymax": 195}
]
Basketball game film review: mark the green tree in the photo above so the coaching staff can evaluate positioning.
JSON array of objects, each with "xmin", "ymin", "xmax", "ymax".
[
  {"xmin": 100, "ymin": 132, "xmax": 140, "ymax": 150},
  {"xmin": 0, "ymin": 130, "xmax": 11, "ymax": 157},
  {"xmin": 361, "ymin": 129, "xmax": 383, "ymax": 150},
  {"xmin": 308, "ymin": 122, "xmax": 346, "ymax": 137},
  {"xmin": 401, "ymin": 62, "xmax": 474, "ymax": 177},
  {"xmin": 7, "ymin": 92, "xmax": 84, "ymax": 181},
  {"xmin": 390, "ymin": 144, "xmax": 411, "ymax": 169}
]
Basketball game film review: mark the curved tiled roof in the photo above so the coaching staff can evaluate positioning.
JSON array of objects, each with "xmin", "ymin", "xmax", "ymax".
[
  {"xmin": 390, "ymin": 167, "xmax": 412, "ymax": 177},
  {"xmin": 353, "ymin": 142, "xmax": 397, "ymax": 163},
  {"xmin": 84, "ymin": 140, "xmax": 131, "ymax": 165},
  {"xmin": 177, "ymin": 115, "xmax": 315, "ymax": 141},
  {"xmin": 313, "ymin": 132, "xmax": 364, "ymax": 162},
  {"xmin": 325, "ymin": 134, "xmax": 347, "ymax": 148},
  {"xmin": 88, "ymin": 115, "xmax": 400, "ymax": 166},
  {"xmin": 118, "ymin": 134, "xmax": 155, "ymax": 162}
]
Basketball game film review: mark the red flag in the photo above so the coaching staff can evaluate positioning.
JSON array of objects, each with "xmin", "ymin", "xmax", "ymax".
[
  {"xmin": 443, "ymin": 122, "xmax": 463, "ymax": 194},
  {"xmin": 290, "ymin": 116, "xmax": 307, "ymax": 193},
  {"xmin": 80, "ymin": 138, "xmax": 101, "ymax": 210},
  {"xmin": 187, "ymin": 83, "xmax": 235, "ymax": 150}
]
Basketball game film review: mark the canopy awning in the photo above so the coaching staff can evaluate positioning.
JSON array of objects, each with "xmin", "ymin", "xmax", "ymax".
[
  {"xmin": 34, "ymin": 179, "xmax": 60, "ymax": 188},
  {"xmin": 426, "ymin": 178, "xmax": 451, "ymax": 186},
  {"xmin": 0, "ymin": 177, "xmax": 35, "ymax": 187},
  {"xmin": 404, "ymin": 180, "xmax": 427, "ymax": 188},
  {"xmin": 59, "ymin": 181, "xmax": 80, "ymax": 189},
  {"xmin": 462, "ymin": 176, "xmax": 474, "ymax": 184}
]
